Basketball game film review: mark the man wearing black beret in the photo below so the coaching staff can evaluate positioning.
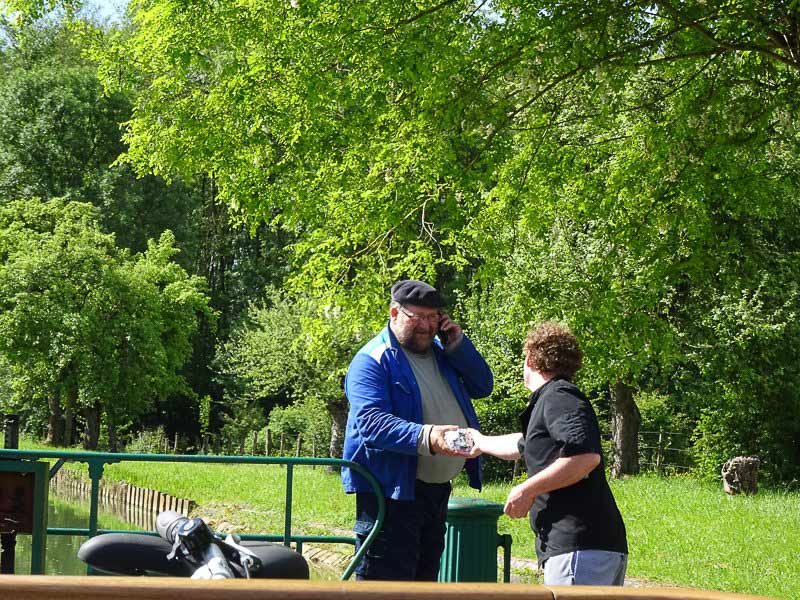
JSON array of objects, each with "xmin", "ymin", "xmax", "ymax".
[{"xmin": 341, "ymin": 279, "xmax": 494, "ymax": 580}]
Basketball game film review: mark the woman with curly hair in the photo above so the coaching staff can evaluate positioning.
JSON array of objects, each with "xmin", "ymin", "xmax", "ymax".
[{"xmin": 466, "ymin": 322, "xmax": 628, "ymax": 586}]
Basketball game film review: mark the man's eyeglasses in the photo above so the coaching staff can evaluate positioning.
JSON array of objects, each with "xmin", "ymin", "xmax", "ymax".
[{"xmin": 398, "ymin": 305, "xmax": 441, "ymax": 324}]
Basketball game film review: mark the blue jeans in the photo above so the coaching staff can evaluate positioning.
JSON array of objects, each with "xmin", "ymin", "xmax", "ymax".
[
  {"xmin": 543, "ymin": 550, "xmax": 628, "ymax": 585},
  {"xmin": 352, "ymin": 480, "xmax": 451, "ymax": 581}
]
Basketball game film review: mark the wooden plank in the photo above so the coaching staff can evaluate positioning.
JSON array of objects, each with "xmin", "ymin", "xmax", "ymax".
[
  {"xmin": 0, "ymin": 577, "xmax": 552, "ymax": 600},
  {"xmin": 549, "ymin": 587, "xmax": 773, "ymax": 600},
  {"xmin": 0, "ymin": 577, "xmax": 775, "ymax": 600}
]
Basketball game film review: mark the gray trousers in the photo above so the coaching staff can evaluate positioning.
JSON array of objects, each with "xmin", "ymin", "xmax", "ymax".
[{"xmin": 543, "ymin": 550, "xmax": 627, "ymax": 586}]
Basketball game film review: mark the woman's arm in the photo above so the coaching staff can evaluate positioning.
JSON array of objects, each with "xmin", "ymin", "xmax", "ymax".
[
  {"xmin": 466, "ymin": 429, "xmax": 523, "ymax": 460},
  {"xmin": 504, "ymin": 453, "xmax": 601, "ymax": 518}
]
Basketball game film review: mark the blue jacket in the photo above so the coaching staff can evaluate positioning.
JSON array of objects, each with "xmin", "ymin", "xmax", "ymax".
[{"xmin": 341, "ymin": 323, "xmax": 494, "ymax": 500}]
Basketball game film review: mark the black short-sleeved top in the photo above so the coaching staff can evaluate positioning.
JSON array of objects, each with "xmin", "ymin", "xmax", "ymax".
[{"xmin": 518, "ymin": 378, "xmax": 627, "ymax": 564}]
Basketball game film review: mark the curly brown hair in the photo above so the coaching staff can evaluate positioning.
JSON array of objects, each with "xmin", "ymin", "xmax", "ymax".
[{"xmin": 523, "ymin": 321, "xmax": 583, "ymax": 380}]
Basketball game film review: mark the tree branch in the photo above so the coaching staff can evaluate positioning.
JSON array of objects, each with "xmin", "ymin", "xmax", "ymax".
[
  {"xmin": 391, "ymin": 0, "xmax": 460, "ymax": 30},
  {"xmin": 654, "ymin": 0, "xmax": 800, "ymax": 71}
]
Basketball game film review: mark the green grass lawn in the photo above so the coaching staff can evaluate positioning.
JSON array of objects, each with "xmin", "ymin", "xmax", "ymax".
[
  {"xmin": 464, "ymin": 475, "xmax": 799, "ymax": 598},
  {"xmin": 9, "ymin": 440, "xmax": 798, "ymax": 598}
]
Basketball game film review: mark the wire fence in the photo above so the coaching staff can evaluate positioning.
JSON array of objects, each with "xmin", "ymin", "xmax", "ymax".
[
  {"xmin": 600, "ymin": 429, "xmax": 695, "ymax": 475},
  {"xmin": 637, "ymin": 429, "xmax": 695, "ymax": 474}
]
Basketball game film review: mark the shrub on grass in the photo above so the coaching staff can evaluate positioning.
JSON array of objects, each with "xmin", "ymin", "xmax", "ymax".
[{"xmin": 125, "ymin": 427, "xmax": 169, "ymax": 454}]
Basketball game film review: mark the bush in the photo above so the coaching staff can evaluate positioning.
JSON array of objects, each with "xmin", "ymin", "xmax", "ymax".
[
  {"xmin": 267, "ymin": 396, "xmax": 331, "ymax": 456},
  {"xmin": 691, "ymin": 384, "xmax": 800, "ymax": 484},
  {"xmin": 636, "ymin": 390, "xmax": 692, "ymax": 433},
  {"xmin": 125, "ymin": 427, "xmax": 169, "ymax": 454}
]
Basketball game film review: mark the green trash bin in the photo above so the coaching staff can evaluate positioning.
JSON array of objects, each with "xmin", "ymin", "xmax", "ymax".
[{"xmin": 439, "ymin": 497, "xmax": 512, "ymax": 582}]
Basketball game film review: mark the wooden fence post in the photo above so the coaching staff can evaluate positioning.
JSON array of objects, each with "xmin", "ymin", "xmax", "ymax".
[{"xmin": 656, "ymin": 430, "xmax": 664, "ymax": 474}]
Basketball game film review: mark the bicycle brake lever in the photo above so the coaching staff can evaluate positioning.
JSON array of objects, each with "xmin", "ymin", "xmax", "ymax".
[
  {"xmin": 166, "ymin": 536, "xmax": 183, "ymax": 561},
  {"xmin": 222, "ymin": 534, "xmax": 263, "ymax": 577}
]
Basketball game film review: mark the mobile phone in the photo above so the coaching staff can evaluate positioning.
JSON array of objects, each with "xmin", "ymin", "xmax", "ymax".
[{"xmin": 438, "ymin": 315, "xmax": 449, "ymax": 345}]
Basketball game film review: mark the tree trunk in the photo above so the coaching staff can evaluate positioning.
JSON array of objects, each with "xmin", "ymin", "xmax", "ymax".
[
  {"xmin": 328, "ymin": 395, "xmax": 348, "ymax": 459},
  {"xmin": 611, "ymin": 381, "xmax": 640, "ymax": 478},
  {"xmin": 46, "ymin": 392, "xmax": 64, "ymax": 446},
  {"xmin": 83, "ymin": 402, "xmax": 101, "ymax": 450},
  {"xmin": 722, "ymin": 456, "xmax": 760, "ymax": 495},
  {"xmin": 64, "ymin": 405, "xmax": 74, "ymax": 447},
  {"xmin": 64, "ymin": 383, "xmax": 78, "ymax": 446},
  {"xmin": 326, "ymin": 394, "xmax": 348, "ymax": 473},
  {"xmin": 108, "ymin": 420, "xmax": 118, "ymax": 453}
]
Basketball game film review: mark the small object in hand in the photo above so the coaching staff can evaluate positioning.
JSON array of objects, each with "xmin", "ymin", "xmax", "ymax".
[{"xmin": 444, "ymin": 428, "xmax": 474, "ymax": 452}]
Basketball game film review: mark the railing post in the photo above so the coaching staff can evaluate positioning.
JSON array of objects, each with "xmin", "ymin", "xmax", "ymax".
[
  {"xmin": 87, "ymin": 460, "xmax": 106, "ymax": 537},
  {"xmin": 283, "ymin": 463, "xmax": 293, "ymax": 547}
]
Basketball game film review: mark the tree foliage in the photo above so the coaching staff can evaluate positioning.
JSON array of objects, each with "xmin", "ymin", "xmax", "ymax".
[
  {"xmin": 215, "ymin": 289, "xmax": 367, "ymax": 458},
  {"xmin": 0, "ymin": 17, "xmax": 204, "ymax": 260},
  {"xmin": 85, "ymin": 0, "xmax": 800, "ymax": 478},
  {"xmin": 0, "ymin": 16, "xmax": 290, "ymax": 447},
  {"xmin": 0, "ymin": 198, "xmax": 213, "ymax": 448},
  {"xmin": 3, "ymin": 1, "xmax": 800, "ymax": 478}
]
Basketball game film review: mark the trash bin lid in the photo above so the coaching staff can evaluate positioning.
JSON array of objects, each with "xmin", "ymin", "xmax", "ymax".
[{"xmin": 446, "ymin": 496, "xmax": 505, "ymax": 517}]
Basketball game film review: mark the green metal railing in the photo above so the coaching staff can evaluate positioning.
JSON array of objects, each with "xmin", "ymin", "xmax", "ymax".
[{"xmin": 0, "ymin": 449, "xmax": 384, "ymax": 580}]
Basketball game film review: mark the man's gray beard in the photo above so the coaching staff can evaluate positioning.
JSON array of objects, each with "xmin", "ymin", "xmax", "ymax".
[
  {"xmin": 392, "ymin": 325, "xmax": 433, "ymax": 355},
  {"xmin": 400, "ymin": 336, "xmax": 433, "ymax": 355}
]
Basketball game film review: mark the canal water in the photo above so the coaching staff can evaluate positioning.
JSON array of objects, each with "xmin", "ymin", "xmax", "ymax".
[
  {"xmin": 12, "ymin": 494, "xmax": 339, "ymax": 580},
  {"xmin": 14, "ymin": 495, "xmax": 137, "ymax": 576}
]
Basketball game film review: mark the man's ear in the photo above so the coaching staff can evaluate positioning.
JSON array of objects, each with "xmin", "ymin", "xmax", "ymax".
[{"xmin": 389, "ymin": 305, "xmax": 399, "ymax": 320}]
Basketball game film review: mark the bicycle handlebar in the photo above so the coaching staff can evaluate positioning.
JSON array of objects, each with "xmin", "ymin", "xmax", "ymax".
[{"xmin": 157, "ymin": 510, "xmax": 237, "ymax": 579}]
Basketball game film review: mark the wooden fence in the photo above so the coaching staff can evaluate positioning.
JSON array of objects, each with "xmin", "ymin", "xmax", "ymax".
[{"xmin": 51, "ymin": 469, "xmax": 196, "ymax": 529}]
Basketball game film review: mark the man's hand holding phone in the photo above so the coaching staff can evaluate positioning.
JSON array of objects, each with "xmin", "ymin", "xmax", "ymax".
[{"xmin": 437, "ymin": 313, "xmax": 463, "ymax": 349}]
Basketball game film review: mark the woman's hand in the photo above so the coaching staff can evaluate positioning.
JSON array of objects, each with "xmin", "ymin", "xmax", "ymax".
[
  {"xmin": 504, "ymin": 481, "xmax": 536, "ymax": 519},
  {"xmin": 463, "ymin": 428, "xmax": 484, "ymax": 458}
]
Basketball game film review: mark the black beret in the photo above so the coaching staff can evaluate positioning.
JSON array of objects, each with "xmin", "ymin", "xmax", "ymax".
[{"xmin": 391, "ymin": 279, "xmax": 443, "ymax": 308}]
